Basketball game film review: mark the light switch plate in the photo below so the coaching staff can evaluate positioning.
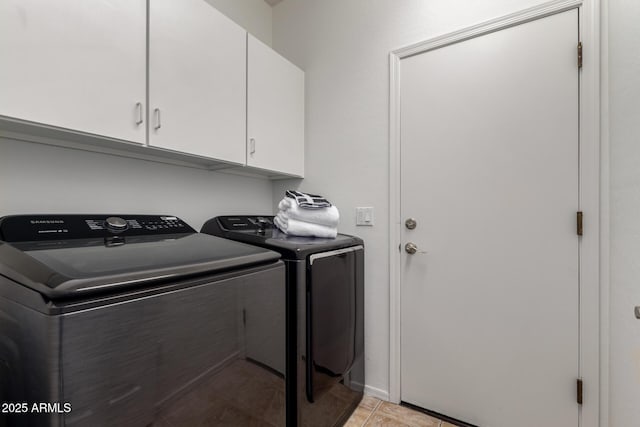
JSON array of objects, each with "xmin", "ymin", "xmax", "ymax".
[{"xmin": 356, "ymin": 207, "xmax": 374, "ymax": 226}]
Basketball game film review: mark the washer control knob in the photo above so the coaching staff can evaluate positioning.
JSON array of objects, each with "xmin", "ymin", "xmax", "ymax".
[{"xmin": 105, "ymin": 216, "xmax": 128, "ymax": 232}]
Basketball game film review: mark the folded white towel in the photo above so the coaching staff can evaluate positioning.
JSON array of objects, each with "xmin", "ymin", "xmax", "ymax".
[
  {"xmin": 274, "ymin": 213, "xmax": 338, "ymax": 238},
  {"xmin": 278, "ymin": 198, "xmax": 340, "ymax": 228}
]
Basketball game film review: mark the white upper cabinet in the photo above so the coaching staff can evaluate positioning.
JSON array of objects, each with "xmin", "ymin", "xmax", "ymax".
[
  {"xmin": 247, "ymin": 35, "xmax": 305, "ymax": 177},
  {"xmin": 0, "ymin": 0, "xmax": 146, "ymax": 143},
  {"xmin": 0, "ymin": 1, "xmax": 304, "ymax": 176},
  {"xmin": 148, "ymin": 0, "xmax": 246, "ymax": 165}
]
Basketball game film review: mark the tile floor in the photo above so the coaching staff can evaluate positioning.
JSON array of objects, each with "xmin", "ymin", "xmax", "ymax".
[
  {"xmin": 154, "ymin": 358, "xmax": 363, "ymax": 426},
  {"xmin": 345, "ymin": 396, "xmax": 454, "ymax": 427},
  {"xmin": 152, "ymin": 356, "xmax": 450, "ymax": 426}
]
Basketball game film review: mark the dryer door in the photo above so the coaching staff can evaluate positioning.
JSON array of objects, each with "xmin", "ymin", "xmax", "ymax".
[{"xmin": 306, "ymin": 246, "xmax": 363, "ymax": 402}]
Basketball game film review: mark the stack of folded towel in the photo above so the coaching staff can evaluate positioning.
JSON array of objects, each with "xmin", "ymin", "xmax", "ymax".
[{"xmin": 274, "ymin": 190, "xmax": 339, "ymax": 238}]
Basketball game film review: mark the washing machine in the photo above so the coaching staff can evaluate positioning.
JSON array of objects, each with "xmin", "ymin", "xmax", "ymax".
[
  {"xmin": 0, "ymin": 214, "xmax": 286, "ymax": 427},
  {"xmin": 202, "ymin": 215, "xmax": 365, "ymax": 427}
]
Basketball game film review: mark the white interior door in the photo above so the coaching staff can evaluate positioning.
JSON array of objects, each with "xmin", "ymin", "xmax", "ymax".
[{"xmin": 400, "ymin": 10, "xmax": 579, "ymax": 427}]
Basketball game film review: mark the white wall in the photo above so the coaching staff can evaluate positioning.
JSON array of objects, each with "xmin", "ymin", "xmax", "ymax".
[
  {"xmin": 0, "ymin": 0, "xmax": 276, "ymax": 227},
  {"xmin": 271, "ymin": 0, "xmax": 549, "ymax": 398},
  {"xmin": 608, "ymin": 0, "xmax": 640, "ymax": 425},
  {"xmin": 205, "ymin": 0, "xmax": 272, "ymax": 46},
  {"xmin": 0, "ymin": 139, "xmax": 273, "ymax": 230}
]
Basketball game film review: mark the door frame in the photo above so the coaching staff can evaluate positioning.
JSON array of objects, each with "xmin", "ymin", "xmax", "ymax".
[{"xmin": 388, "ymin": 1, "xmax": 602, "ymax": 426}]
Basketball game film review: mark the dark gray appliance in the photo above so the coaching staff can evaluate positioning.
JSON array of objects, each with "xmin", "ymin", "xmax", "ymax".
[
  {"xmin": 0, "ymin": 214, "xmax": 286, "ymax": 427},
  {"xmin": 201, "ymin": 215, "xmax": 364, "ymax": 427}
]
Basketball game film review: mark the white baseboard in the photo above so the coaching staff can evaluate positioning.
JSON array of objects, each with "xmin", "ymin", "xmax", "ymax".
[{"xmin": 364, "ymin": 384, "xmax": 390, "ymax": 401}]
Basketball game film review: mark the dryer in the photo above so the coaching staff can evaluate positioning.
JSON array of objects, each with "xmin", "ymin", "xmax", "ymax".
[{"xmin": 202, "ymin": 215, "xmax": 364, "ymax": 427}]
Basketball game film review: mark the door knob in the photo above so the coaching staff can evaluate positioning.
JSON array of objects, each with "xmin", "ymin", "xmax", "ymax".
[{"xmin": 405, "ymin": 242, "xmax": 418, "ymax": 254}]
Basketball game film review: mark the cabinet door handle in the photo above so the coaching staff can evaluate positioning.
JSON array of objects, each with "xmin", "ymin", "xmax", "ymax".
[
  {"xmin": 154, "ymin": 108, "xmax": 161, "ymax": 130},
  {"xmin": 249, "ymin": 138, "xmax": 256, "ymax": 154},
  {"xmin": 135, "ymin": 102, "xmax": 144, "ymax": 125}
]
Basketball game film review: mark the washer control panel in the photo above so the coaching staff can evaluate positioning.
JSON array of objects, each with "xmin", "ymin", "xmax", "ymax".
[{"xmin": 0, "ymin": 215, "xmax": 195, "ymax": 242}]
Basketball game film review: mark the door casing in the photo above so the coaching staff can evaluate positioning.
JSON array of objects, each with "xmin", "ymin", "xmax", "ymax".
[{"xmin": 387, "ymin": 1, "xmax": 602, "ymax": 427}]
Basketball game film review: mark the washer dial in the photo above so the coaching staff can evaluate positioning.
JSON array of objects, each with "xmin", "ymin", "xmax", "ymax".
[{"xmin": 105, "ymin": 216, "xmax": 128, "ymax": 232}]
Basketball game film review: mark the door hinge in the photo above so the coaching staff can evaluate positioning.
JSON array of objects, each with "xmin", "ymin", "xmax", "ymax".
[
  {"xmin": 577, "ymin": 378, "xmax": 583, "ymax": 405},
  {"xmin": 577, "ymin": 211, "xmax": 583, "ymax": 236},
  {"xmin": 577, "ymin": 42, "xmax": 583, "ymax": 68}
]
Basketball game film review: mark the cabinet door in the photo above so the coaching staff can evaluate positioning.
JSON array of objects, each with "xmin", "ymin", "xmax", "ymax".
[
  {"xmin": 149, "ymin": 0, "xmax": 246, "ymax": 164},
  {"xmin": 0, "ymin": 0, "xmax": 146, "ymax": 143},
  {"xmin": 247, "ymin": 35, "xmax": 304, "ymax": 177}
]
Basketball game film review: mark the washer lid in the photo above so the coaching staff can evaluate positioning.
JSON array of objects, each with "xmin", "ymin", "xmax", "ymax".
[{"xmin": 0, "ymin": 233, "xmax": 280, "ymax": 299}]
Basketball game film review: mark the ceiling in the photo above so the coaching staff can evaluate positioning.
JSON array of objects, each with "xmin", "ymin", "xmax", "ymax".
[{"xmin": 264, "ymin": 0, "xmax": 283, "ymax": 6}]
